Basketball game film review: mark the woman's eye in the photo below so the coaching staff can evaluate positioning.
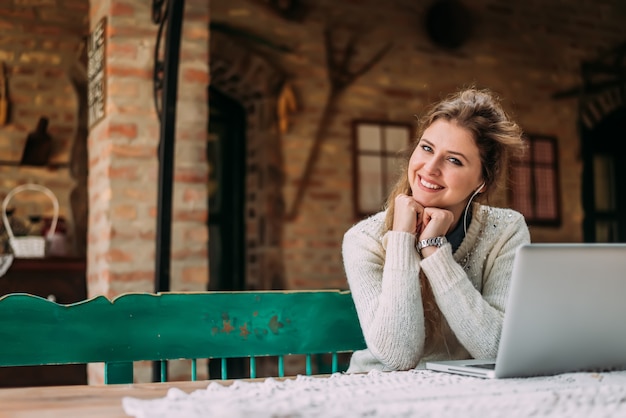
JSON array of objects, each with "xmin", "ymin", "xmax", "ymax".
[
  {"xmin": 421, "ymin": 145, "xmax": 432, "ymax": 152},
  {"xmin": 448, "ymin": 157, "xmax": 462, "ymax": 166}
]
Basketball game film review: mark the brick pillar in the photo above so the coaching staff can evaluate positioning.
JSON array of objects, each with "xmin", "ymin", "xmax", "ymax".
[{"xmin": 87, "ymin": 0, "xmax": 210, "ymax": 383}]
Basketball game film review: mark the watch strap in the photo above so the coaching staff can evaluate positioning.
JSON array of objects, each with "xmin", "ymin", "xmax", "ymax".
[{"xmin": 416, "ymin": 236, "xmax": 448, "ymax": 252}]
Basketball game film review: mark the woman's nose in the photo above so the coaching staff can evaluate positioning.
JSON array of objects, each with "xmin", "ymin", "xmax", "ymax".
[{"xmin": 423, "ymin": 156, "xmax": 441, "ymax": 174}]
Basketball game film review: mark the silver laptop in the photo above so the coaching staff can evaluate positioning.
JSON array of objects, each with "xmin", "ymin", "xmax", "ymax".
[{"xmin": 426, "ymin": 243, "xmax": 626, "ymax": 378}]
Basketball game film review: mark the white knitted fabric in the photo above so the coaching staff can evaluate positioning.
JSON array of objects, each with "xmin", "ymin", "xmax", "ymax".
[
  {"xmin": 343, "ymin": 205, "xmax": 531, "ymax": 372},
  {"xmin": 123, "ymin": 369, "xmax": 626, "ymax": 418}
]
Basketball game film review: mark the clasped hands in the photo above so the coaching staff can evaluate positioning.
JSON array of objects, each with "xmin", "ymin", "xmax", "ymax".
[{"xmin": 392, "ymin": 194, "xmax": 454, "ymax": 258}]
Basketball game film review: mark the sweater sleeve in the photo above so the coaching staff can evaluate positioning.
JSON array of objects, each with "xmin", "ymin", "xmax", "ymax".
[
  {"xmin": 419, "ymin": 212, "xmax": 530, "ymax": 359},
  {"xmin": 342, "ymin": 221, "xmax": 426, "ymax": 370}
]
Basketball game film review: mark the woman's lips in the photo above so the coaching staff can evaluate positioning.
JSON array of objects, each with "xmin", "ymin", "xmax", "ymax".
[{"xmin": 419, "ymin": 176, "xmax": 443, "ymax": 190}]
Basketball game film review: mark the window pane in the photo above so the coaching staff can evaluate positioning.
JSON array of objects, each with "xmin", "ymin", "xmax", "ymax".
[
  {"xmin": 384, "ymin": 126, "xmax": 410, "ymax": 154},
  {"xmin": 384, "ymin": 156, "xmax": 402, "ymax": 194},
  {"xmin": 509, "ymin": 134, "xmax": 560, "ymax": 225},
  {"xmin": 357, "ymin": 124, "xmax": 381, "ymax": 151},
  {"xmin": 358, "ymin": 155, "xmax": 384, "ymax": 213},
  {"xmin": 534, "ymin": 167, "xmax": 557, "ymax": 219},
  {"xmin": 533, "ymin": 139, "xmax": 554, "ymax": 164},
  {"xmin": 510, "ymin": 165, "xmax": 533, "ymax": 218},
  {"xmin": 353, "ymin": 121, "xmax": 413, "ymax": 218}
]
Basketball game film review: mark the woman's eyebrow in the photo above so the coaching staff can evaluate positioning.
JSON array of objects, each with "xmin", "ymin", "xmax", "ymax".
[{"xmin": 420, "ymin": 138, "xmax": 470, "ymax": 162}]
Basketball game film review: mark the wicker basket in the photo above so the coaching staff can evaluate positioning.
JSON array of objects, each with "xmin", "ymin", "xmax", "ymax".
[{"xmin": 1, "ymin": 184, "xmax": 59, "ymax": 258}]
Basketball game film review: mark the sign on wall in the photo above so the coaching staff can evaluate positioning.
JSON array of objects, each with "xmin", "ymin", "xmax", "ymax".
[{"xmin": 87, "ymin": 17, "xmax": 106, "ymax": 128}]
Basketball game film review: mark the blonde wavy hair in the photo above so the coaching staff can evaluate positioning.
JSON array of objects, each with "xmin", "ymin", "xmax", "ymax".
[{"xmin": 383, "ymin": 88, "xmax": 525, "ymax": 352}]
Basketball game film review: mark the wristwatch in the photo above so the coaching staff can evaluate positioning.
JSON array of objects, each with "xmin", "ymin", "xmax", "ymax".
[{"xmin": 416, "ymin": 236, "xmax": 448, "ymax": 254}]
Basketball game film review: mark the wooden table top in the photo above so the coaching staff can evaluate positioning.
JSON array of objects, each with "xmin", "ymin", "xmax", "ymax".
[{"xmin": 0, "ymin": 380, "xmax": 213, "ymax": 418}]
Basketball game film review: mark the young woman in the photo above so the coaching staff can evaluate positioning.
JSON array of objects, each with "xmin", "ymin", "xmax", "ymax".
[{"xmin": 343, "ymin": 88, "xmax": 531, "ymax": 372}]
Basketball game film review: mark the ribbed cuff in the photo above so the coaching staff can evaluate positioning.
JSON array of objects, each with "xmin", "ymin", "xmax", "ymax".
[
  {"xmin": 419, "ymin": 243, "xmax": 462, "ymax": 294},
  {"xmin": 382, "ymin": 231, "xmax": 419, "ymax": 271}
]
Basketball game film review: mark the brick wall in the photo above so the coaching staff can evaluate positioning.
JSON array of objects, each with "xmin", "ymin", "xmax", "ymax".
[
  {"xmin": 211, "ymin": 0, "xmax": 626, "ymax": 289},
  {"xmin": 5, "ymin": 0, "xmax": 624, "ymax": 297},
  {"xmin": 87, "ymin": 0, "xmax": 209, "ymax": 299}
]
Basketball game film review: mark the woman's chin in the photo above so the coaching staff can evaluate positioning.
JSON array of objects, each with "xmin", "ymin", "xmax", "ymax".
[{"xmin": 411, "ymin": 193, "xmax": 440, "ymax": 207}]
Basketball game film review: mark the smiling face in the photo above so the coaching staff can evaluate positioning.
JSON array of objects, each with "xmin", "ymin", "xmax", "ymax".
[{"xmin": 408, "ymin": 118, "xmax": 484, "ymax": 224}]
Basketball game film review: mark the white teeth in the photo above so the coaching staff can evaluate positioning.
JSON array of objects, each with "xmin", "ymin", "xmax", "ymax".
[{"xmin": 420, "ymin": 178, "xmax": 442, "ymax": 190}]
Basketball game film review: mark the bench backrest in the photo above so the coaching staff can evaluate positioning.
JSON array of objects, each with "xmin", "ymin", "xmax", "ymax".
[{"xmin": 0, "ymin": 290, "xmax": 366, "ymax": 384}]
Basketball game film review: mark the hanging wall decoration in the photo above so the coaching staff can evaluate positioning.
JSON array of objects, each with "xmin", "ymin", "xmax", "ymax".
[
  {"xmin": 87, "ymin": 17, "xmax": 106, "ymax": 128},
  {"xmin": 277, "ymin": 82, "xmax": 297, "ymax": 134},
  {"xmin": 286, "ymin": 27, "xmax": 392, "ymax": 220}
]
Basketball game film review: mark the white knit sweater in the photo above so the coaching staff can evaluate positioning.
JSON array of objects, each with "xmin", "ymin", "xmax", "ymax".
[{"xmin": 342, "ymin": 204, "xmax": 531, "ymax": 373}]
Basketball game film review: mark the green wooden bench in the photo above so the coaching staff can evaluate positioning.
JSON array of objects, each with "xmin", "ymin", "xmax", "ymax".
[{"xmin": 0, "ymin": 290, "xmax": 365, "ymax": 384}]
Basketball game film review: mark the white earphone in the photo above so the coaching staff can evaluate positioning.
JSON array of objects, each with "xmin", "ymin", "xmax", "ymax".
[{"xmin": 464, "ymin": 182, "xmax": 485, "ymax": 235}]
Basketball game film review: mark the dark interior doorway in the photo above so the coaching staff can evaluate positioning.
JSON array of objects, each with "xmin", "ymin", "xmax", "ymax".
[
  {"xmin": 207, "ymin": 86, "xmax": 246, "ymax": 291},
  {"xmin": 582, "ymin": 107, "xmax": 626, "ymax": 242},
  {"xmin": 207, "ymin": 86, "xmax": 247, "ymax": 378}
]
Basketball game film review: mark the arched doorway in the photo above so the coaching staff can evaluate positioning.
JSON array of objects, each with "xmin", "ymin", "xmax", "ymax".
[{"xmin": 209, "ymin": 31, "xmax": 287, "ymax": 291}]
